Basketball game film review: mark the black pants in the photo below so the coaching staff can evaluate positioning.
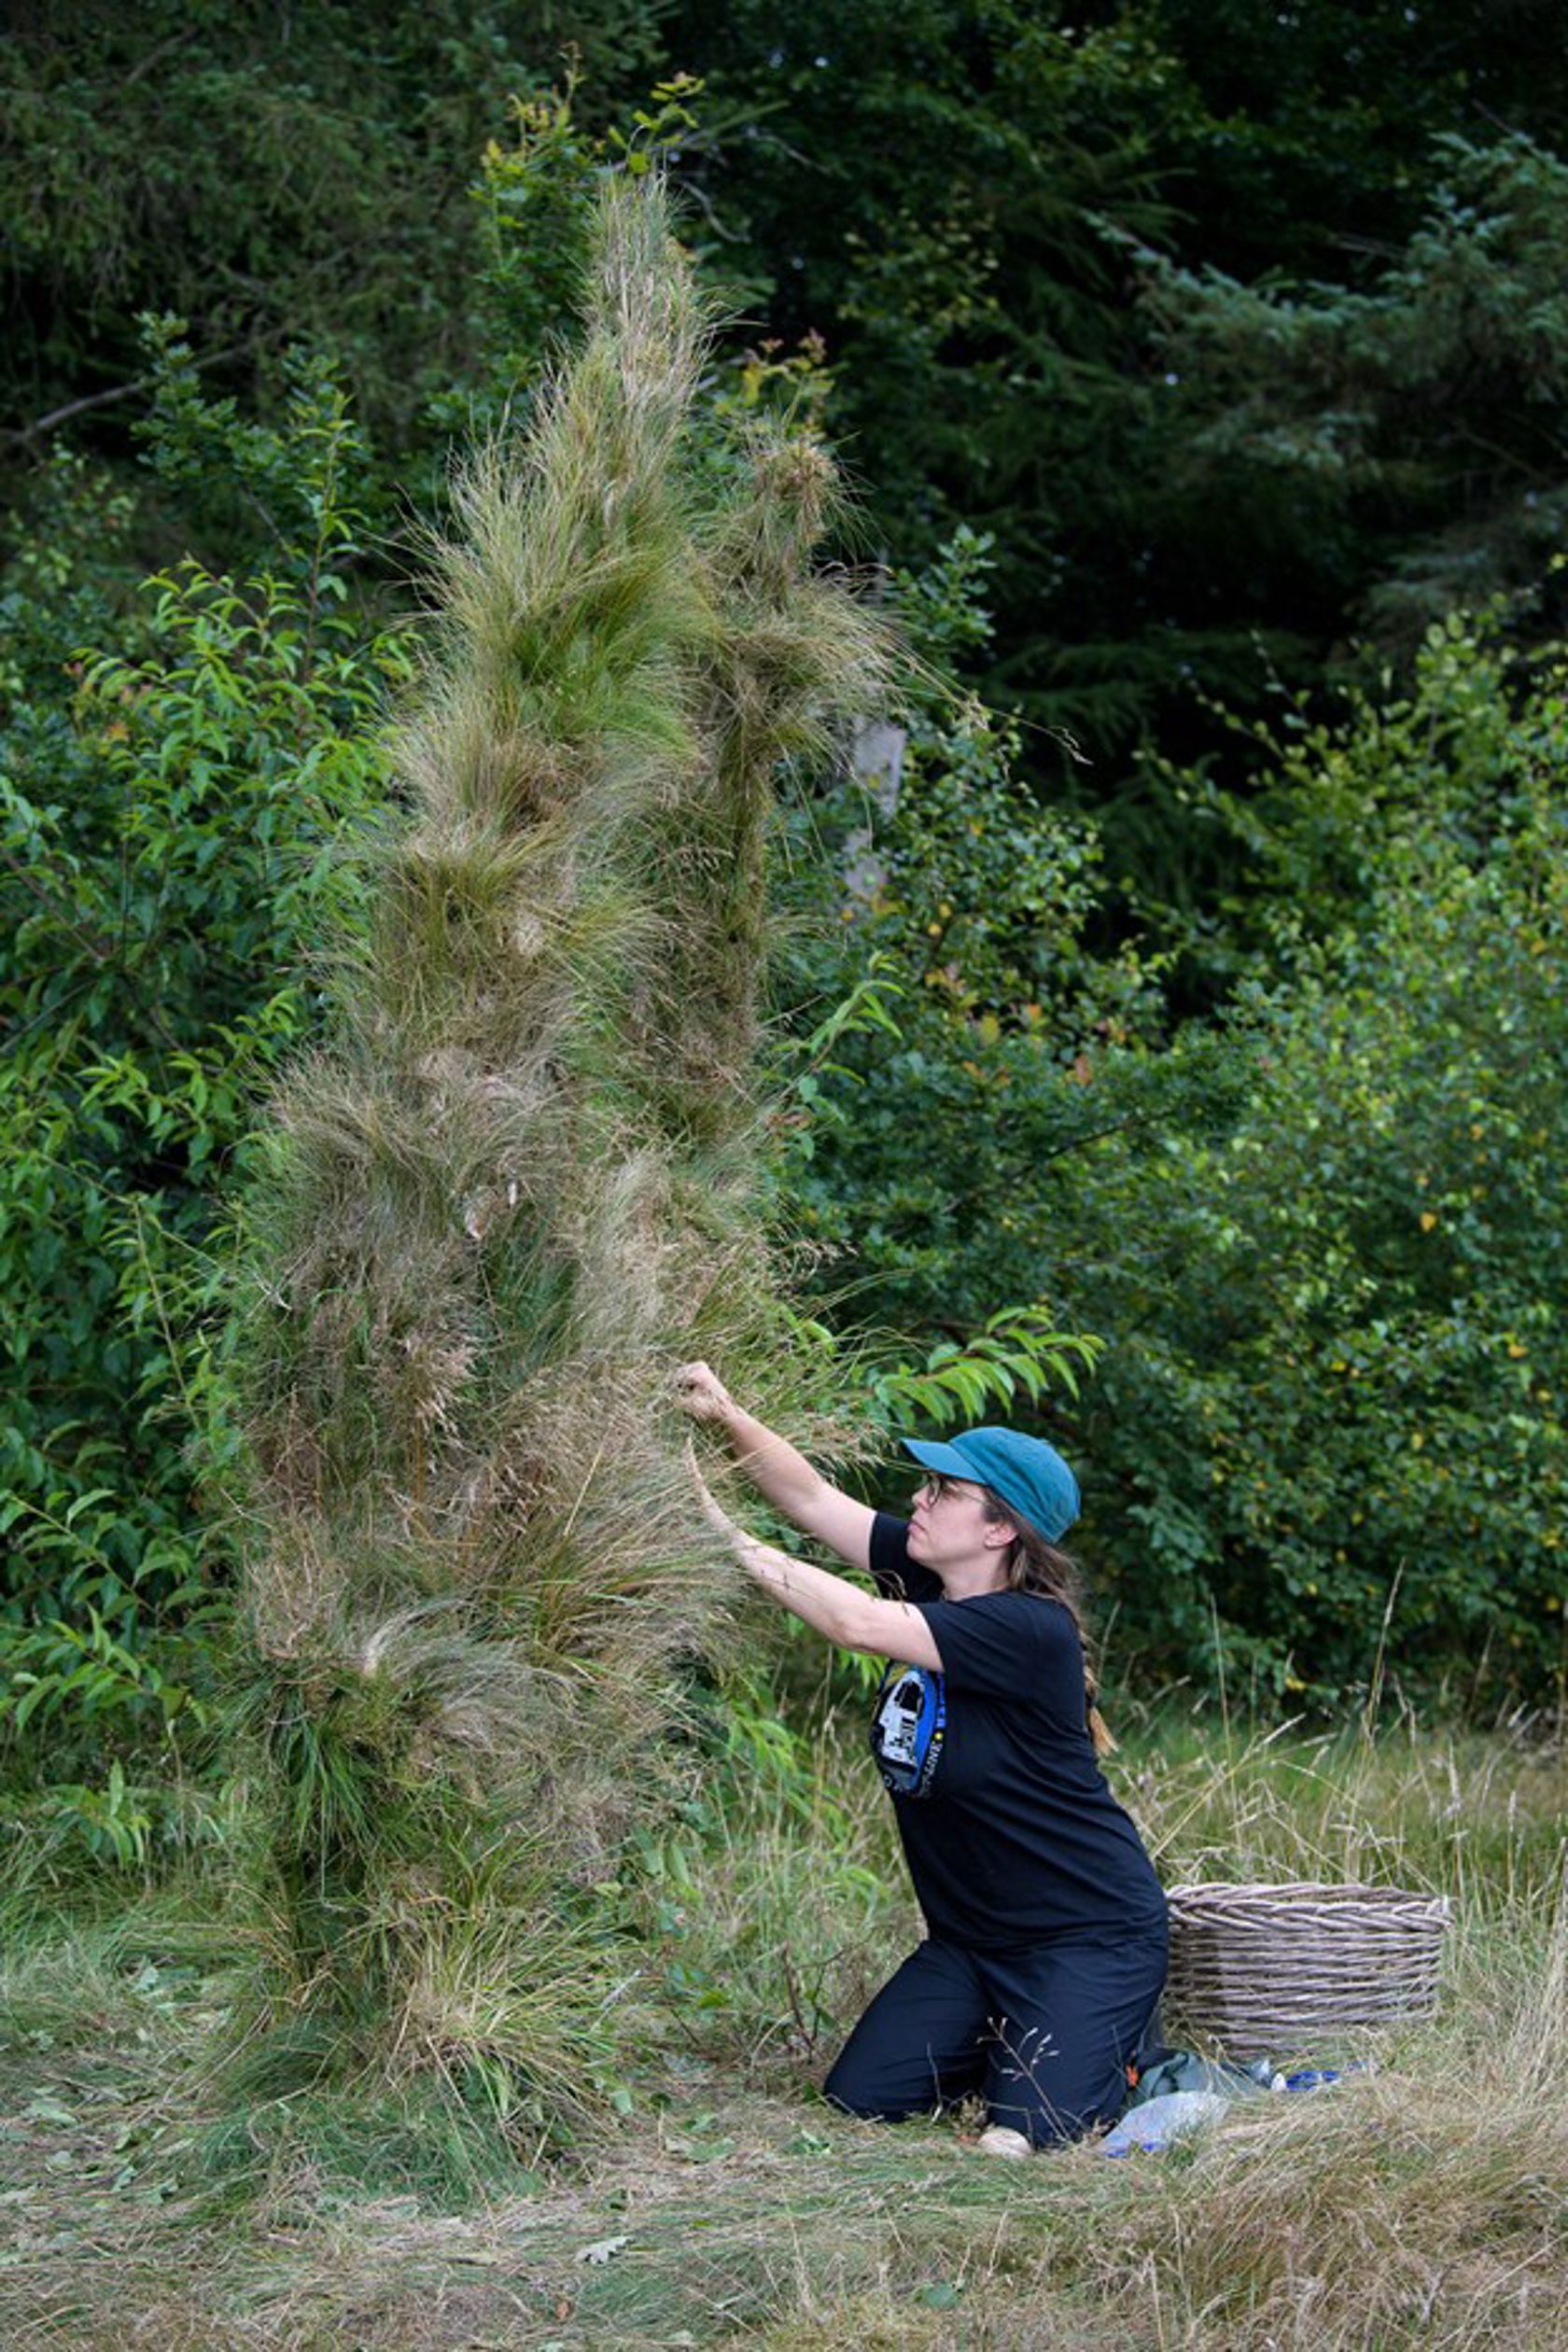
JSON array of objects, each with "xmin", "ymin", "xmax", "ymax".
[{"xmin": 823, "ymin": 1924, "xmax": 1169, "ymax": 2147}]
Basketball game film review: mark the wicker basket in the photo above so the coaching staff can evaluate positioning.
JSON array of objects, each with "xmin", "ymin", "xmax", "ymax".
[{"xmin": 1165, "ymin": 1881, "xmax": 1451, "ymax": 2059}]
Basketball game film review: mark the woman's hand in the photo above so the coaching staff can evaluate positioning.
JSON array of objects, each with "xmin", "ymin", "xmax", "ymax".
[
  {"xmin": 673, "ymin": 1360, "xmax": 737, "ymax": 1426},
  {"xmin": 683, "ymin": 1436, "xmax": 744, "ymax": 1552},
  {"xmin": 671, "ymin": 1363, "xmax": 876, "ymax": 1579},
  {"xmin": 683, "ymin": 1440, "xmax": 781, "ymax": 1588},
  {"xmin": 685, "ymin": 1436, "xmax": 795, "ymax": 1593}
]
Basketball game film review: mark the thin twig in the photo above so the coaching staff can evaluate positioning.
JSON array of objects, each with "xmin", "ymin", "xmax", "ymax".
[
  {"xmin": 122, "ymin": 28, "xmax": 200, "ymax": 89},
  {"xmin": 4, "ymin": 334, "xmax": 273, "ymax": 450}
]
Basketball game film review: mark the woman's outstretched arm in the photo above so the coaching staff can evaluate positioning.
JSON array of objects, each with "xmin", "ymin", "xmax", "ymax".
[
  {"xmin": 687, "ymin": 1444, "xmax": 940, "ymax": 1671},
  {"xmin": 673, "ymin": 1362, "xmax": 876, "ymax": 1573}
]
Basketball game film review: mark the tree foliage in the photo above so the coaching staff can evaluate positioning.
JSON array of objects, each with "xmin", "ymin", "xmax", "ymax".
[
  {"xmin": 665, "ymin": 0, "xmax": 1568, "ymax": 763},
  {"xmin": 3, "ymin": 6, "xmax": 1564, "ymax": 1807},
  {"xmin": 1135, "ymin": 134, "xmax": 1568, "ymax": 658},
  {"xmin": 0, "ymin": 375, "xmax": 402, "ymax": 1821},
  {"xmin": 795, "ymin": 590, "xmax": 1567, "ymax": 1707},
  {"xmin": 1, "ymin": 0, "xmax": 668, "ymax": 468}
]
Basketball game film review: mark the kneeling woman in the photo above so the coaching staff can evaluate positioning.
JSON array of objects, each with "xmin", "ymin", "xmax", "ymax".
[{"xmin": 676, "ymin": 1363, "xmax": 1167, "ymax": 2155}]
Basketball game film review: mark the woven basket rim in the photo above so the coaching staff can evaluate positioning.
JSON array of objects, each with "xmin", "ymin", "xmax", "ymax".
[{"xmin": 1169, "ymin": 1879, "xmax": 1450, "ymax": 1911}]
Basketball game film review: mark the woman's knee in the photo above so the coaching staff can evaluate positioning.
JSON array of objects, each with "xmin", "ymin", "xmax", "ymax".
[
  {"xmin": 821, "ymin": 1940, "xmax": 989, "ymax": 2122},
  {"xmin": 822, "ymin": 2051, "xmax": 928, "ymax": 2122}
]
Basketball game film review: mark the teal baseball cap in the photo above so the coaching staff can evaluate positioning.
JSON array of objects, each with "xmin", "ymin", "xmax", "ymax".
[{"xmin": 903, "ymin": 1425, "xmax": 1081, "ymax": 1543}]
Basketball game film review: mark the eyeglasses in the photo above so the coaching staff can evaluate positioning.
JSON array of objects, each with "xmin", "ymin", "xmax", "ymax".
[{"xmin": 914, "ymin": 1473, "xmax": 977, "ymax": 1507}]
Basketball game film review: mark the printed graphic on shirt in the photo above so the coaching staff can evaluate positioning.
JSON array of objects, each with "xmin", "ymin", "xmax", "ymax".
[{"xmin": 870, "ymin": 1661, "xmax": 946, "ymax": 1797}]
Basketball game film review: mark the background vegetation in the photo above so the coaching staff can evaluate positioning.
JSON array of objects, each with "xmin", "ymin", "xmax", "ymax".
[{"xmin": 1, "ymin": 7, "xmax": 1564, "ymax": 2340}]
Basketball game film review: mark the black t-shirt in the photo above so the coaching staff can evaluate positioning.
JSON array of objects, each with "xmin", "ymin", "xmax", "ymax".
[{"xmin": 867, "ymin": 1512, "xmax": 1167, "ymax": 1949}]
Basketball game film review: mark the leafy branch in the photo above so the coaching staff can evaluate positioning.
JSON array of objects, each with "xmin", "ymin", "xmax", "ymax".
[{"xmin": 870, "ymin": 1308, "xmax": 1103, "ymax": 1432}]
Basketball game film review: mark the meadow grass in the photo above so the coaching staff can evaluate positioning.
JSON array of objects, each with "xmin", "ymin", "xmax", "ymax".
[{"xmin": 1, "ymin": 1705, "xmax": 1562, "ymax": 2348}]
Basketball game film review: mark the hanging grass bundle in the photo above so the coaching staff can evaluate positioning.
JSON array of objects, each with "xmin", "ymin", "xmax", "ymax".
[{"xmin": 225, "ymin": 175, "xmax": 890, "ymax": 2151}]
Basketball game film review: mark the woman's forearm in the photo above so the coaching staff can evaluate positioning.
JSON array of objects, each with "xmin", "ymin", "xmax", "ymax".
[
  {"xmin": 687, "ymin": 1446, "xmax": 939, "ymax": 1672},
  {"xmin": 716, "ymin": 1404, "xmax": 829, "ymax": 1521},
  {"xmin": 739, "ymin": 1532, "xmax": 937, "ymax": 1670},
  {"xmin": 676, "ymin": 1365, "xmax": 875, "ymax": 1572},
  {"xmin": 729, "ymin": 1523, "xmax": 865, "ymax": 1644}
]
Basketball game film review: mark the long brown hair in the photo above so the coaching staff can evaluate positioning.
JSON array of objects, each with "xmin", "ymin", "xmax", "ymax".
[{"xmin": 977, "ymin": 1485, "xmax": 1115, "ymax": 1757}]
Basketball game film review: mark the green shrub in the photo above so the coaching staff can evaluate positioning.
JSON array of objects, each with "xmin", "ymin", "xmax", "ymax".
[
  {"xmin": 1055, "ymin": 623, "xmax": 1568, "ymax": 1704},
  {"xmin": 787, "ymin": 586, "xmax": 1566, "ymax": 1708},
  {"xmin": 0, "ymin": 371, "xmax": 405, "ymax": 1787}
]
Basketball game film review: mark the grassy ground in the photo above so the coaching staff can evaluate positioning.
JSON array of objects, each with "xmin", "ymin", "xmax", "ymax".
[{"xmin": 2, "ymin": 1708, "xmax": 1563, "ymax": 2349}]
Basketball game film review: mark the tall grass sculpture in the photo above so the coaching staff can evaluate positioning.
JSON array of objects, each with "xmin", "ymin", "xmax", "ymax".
[{"xmin": 231, "ymin": 177, "xmax": 889, "ymax": 2145}]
